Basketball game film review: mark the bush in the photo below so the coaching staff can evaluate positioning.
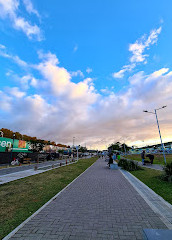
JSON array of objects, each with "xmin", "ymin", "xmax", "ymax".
[
  {"xmin": 118, "ymin": 158, "xmax": 142, "ymax": 171},
  {"xmin": 161, "ymin": 162, "xmax": 172, "ymax": 182}
]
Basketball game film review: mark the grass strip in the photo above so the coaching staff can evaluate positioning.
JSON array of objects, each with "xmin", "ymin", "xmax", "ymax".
[
  {"xmin": 126, "ymin": 154, "xmax": 172, "ymax": 165},
  {"xmin": 131, "ymin": 168, "xmax": 172, "ymax": 205},
  {"xmin": 0, "ymin": 157, "xmax": 98, "ymax": 239}
]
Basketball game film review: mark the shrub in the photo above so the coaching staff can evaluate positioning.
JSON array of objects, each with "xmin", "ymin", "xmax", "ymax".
[
  {"xmin": 161, "ymin": 162, "xmax": 172, "ymax": 182},
  {"xmin": 118, "ymin": 158, "xmax": 142, "ymax": 171}
]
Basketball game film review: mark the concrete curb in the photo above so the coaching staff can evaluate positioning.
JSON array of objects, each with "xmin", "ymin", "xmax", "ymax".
[
  {"xmin": 120, "ymin": 169, "xmax": 172, "ymax": 229},
  {"xmin": 3, "ymin": 158, "xmax": 98, "ymax": 240},
  {"xmin": 0, "ymin": 160, "xmax": 79, "ymax": 185}
]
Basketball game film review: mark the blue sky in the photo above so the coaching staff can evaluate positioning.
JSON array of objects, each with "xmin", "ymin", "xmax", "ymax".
[{"xmin": 0, "ymin": 0, "xmax": 172, "ymax": 149}]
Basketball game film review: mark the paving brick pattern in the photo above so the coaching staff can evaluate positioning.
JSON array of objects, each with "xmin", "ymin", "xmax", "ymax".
[{"xmin": 9, "ymin": 158, "xmax": 166, "ymax": 240}]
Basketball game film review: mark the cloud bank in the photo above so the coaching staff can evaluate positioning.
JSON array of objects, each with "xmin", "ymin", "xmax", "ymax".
[{"xmin": 0, "ymin": 47, "xmax": 172, "ymax": 149}]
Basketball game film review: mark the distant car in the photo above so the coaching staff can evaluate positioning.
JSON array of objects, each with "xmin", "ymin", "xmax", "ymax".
[{"xmin": 83, "ymin": 152, "xmax": 89, "ymax": 156}]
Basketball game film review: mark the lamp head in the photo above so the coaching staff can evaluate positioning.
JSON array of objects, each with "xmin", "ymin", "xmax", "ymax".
[
  {"xmin": 162, "ymin": 105, "xmax": 167, "ymax": 109},
  {"xmin": 143, "ymin": 110, "xmax": 148, "ymax": 112}
]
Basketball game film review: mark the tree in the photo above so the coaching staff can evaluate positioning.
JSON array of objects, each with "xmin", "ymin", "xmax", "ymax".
[
  {"xmin": 108, "ymin": 142, "xmax": 131, "ymax": 153},
  {"xmin": 0, "ymin": 128, "xmax": 14, "ymax": 138},
  {"xmin": 79, "ymin": 146, "xmax": 87, "ymax": 153}
]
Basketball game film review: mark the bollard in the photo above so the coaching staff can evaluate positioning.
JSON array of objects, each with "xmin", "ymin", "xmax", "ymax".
[
  {"xmin": 66, "ymin": 160, "xmax": 67, "ymax": 165},
  {"xmin": 60, "ymin": 162, "xmax": 62, "ymax": 166},
  {"xmin": 52, "ymin": 164, "xmax": 54, "ymax": 168}
]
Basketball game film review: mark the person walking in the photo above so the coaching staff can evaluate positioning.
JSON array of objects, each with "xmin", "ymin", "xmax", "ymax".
[
  {"xmin": 108, "ymin": 153, "xmax": 113, "ymax": 168},
  {"xmin": 141, "ymin": 150, "xmax": 145, "ymax": 165}
]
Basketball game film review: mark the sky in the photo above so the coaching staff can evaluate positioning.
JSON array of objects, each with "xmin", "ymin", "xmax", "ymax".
[{"xmin": 0, "ymin": 0, "xmax": 172, "ymax": 150}]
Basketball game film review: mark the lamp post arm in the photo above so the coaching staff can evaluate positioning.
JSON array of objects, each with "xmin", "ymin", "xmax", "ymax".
[{"xmin": 143, "ymin": 111, "xmax": 155, "ymax": 114}]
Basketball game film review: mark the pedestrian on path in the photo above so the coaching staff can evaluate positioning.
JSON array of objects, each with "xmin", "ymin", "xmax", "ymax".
[
  {"xmin": 113, "ymin": 152, "xmax": 116, "ymax": 160},
  {"xmin": 141, "ymin": 150, "xmax": 145, "ymax": 165},
  {"xmin": 108, "ymin": 153, "xmax": 113, "ymax": 168}
]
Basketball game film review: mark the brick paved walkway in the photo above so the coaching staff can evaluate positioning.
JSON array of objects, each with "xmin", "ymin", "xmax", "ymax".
[{"xmin": 7, "ymin": 158, "xmax": 167, "ymax": 240}]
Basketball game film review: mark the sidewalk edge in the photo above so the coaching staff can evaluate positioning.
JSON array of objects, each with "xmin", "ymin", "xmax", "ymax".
[{"xmin": 120, "ymin": 169, "xmax": 172, "ymax": 230}]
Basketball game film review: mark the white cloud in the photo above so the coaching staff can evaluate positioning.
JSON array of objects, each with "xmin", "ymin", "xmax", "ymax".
[
  {"xmin": 19, "ymin": 74, "xmax": 43, "ymax": 89},
  {"xmin": 14, "ymin": 17, "xmax": 42, "ymax": 40},
  {"xmin": 22, "ymin": 0, "xmax": 40, "ymax": 18},
  {"xmin": 129, "ymin": 27, "xmax": 162, "ymax": 63},
  {"xmin": 86, "ymin": 67, "xmax": 92, "ymax": 74},
  {"xmin": 70, "ymin": 70, "xmax": 84, "ymax": 78},
  {"xmin": 30, "ymin": 77, "xmax": 38, "ymax": 87},
  {"xmin": 73, "ymin": 44, "xmax": 78, "ymax": 52},
  {"xmin": 0, "ymin": 90, "xmax": 12, "ymax": 111},
  {"xmin": 113, "ymin": 64, "xmax": 135, "ymax": 78},
  {"xmin": 0, "ymin": 0, "xmax": 42, "ymax": 40},
  {"xmin": 113, "ymin": 27, "xmax": 162, "ymax": 78},
  {"xmin": 7, "ymin": 87, "xmax": 26, "ymax": 98},
  {"xmin": 100, "ymin": 87, "xmax": 114, "ymax": 95},
  {"xmin": 38, "ymin": 51, "xmax": 59, "ymax": 65},
  {"xmin": 0, "ymin": 44, "xmax": 6, "ymax": 49},
  {"xmin": 36, "ymin": 53, "xmax": 99, "ymax": 108},
  {"xmin": 0, "ymin": 43, "xmax": 28, "ymax": 67}
]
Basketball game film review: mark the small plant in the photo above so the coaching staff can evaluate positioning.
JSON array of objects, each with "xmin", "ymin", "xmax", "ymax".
[
  {"xmin": 161, "ymin": 162, "xmax": 172, "ymax": 182},
  {"xmin": 118, "ymin": 158, "xmax": 142, "ymax": 171}
]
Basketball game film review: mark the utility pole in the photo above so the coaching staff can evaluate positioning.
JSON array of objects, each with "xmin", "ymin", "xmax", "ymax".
[
  {"xmin": 154, "ymin": 109, "xmax": 166, "ymax": 164},
  {"xmin": 10, "ymin": 133, "xmax": 15, "ymax": 165},
  {"xmin": 72, "ymin": 137, "xmax": 75, "ymax": 161}
]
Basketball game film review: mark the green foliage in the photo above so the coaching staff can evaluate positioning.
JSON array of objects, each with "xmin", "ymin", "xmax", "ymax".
[
  {"xmin": 118, "ymin": 158, "xmax": 142, "ymax": 171},
  {"xmin": 108, "ymin": 141, "xmax": 131, "ymax": 153},
  {"xmin": 127, "ymin": 154, "xmax": 172, "ymax": 165},
  {"xmin": 79, "ymin": 146, "xmax": 87, "ymax": 153},
  {"xmin": 161, "ymin": 162, "xmax": 172, "ymax": 182}
]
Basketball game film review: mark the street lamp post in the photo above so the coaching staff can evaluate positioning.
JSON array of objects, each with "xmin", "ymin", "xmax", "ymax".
[
  {"xmin": 10, "ymin": 133, "xmax": 15, "ymax": 165},
  {"xmin": 73, "ymin": 137, "xmax": 75, "ymax": 148},
  {"xmin": 143, "ymin": 106, "xmax": 167, "ymax": 164},
  {"xmin": 72, "ymin": 137, "xmax": 75, "ymax": 161}
]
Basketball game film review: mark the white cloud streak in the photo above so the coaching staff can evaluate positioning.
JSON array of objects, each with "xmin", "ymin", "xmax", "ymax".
[
  {"xmin": 86, "ymin": 67, "xmax": 92, "ymax": 74},
  {"xmin": 0, "ymin": 43, "xmax": 28, "ymax": 67},
  {"xmin": 73, "ymin": 44, "xmax": 78, "ymax": 52},
  {"xmin": 22, "ymin": 0, "xmax": 40, "ymax": 18},
  {"xmin": 0, "ymin": 0, "xmax": 42, "ymax": 40},
  {"xmin": 70, "ymin": 70, "xmax": 84, "ymax": 78},
  {"xmin": 113, "ymin": 27, "xmax": 162, "ymax": 78}
]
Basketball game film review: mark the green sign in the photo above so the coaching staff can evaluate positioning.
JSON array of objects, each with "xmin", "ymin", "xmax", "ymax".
[{"xmin": 0, "ymin": 137, "xmax": 30, "ymax": 152}]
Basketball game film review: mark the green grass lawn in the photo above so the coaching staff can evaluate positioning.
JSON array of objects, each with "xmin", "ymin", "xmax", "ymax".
[
  {"xmin": 131, "ymin": 168, "xmax": 172, "ymax": 205},
  {"xmin": 0, "ymin": 157, "xmax": 98, "ymax": 239},
  {"xmin": 126, "ymin": 154, "xmax": 172, "ymax": 165}
]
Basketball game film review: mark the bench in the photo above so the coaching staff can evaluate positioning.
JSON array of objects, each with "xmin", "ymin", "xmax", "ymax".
[
  {"xmin": 143, "ymin": 229, "xmax": 172, "ymax": 240},
  {"xmin": 23, "ymin": 158, "xmax": 31, "ymax": 164}
]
